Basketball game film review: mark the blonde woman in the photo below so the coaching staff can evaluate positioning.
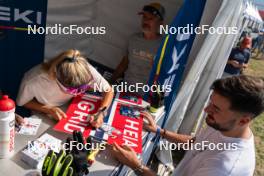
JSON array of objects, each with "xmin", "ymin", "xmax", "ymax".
[{"xmin": 17, "ymin": 49, "xmax": 114, "ymax": 128}]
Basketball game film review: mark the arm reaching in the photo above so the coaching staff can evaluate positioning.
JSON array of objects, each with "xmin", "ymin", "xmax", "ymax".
[
  {"xmin": 111, "ymin": 143, "xmax": 156, "ymax": 176},
  {"xmin": 90, "ymin": 84, "xmax": 114, "ymax": 128},
  {"xmin": 23, "ymin": 99, "xmax": 67, "ymax": 121},
  {"xmin": 142, "ymin": 111, "xmax": 193, "ymax": 143}
]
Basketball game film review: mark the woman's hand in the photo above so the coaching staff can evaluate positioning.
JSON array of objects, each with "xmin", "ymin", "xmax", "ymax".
[
  {"xmin": 90, "ymin": 112, "xmax": 104, "ymax": 128},
  {"xmin": 23, "ymin": 100, "xmax": 67, "ymax": 121},
  {"xmin": 46, "ymin": 106, "xmax": 67, "ymax": 121},
  {"xmin": 15, "ymin": 113, "xmax": 25, "ymax": 125},
  {"xmin": 142, "ymin": 111, "xmax": 158, "ymax": 133}
]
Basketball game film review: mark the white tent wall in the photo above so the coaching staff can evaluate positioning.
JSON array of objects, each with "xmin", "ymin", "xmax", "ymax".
[
  {"xmin": 181, "ymin": 0, "xmax": 223, "ymax": 81},
  {"xmin": 162, "ymin": 0, "xmax": 245, "ymax": 133},
  {"xmin": 44, "ymin": 0, "xmax": 183, "ymax": 68},
  {"xmin": 176, "ymin": 0, "xmax": 227, "ymax": 134},
  {"xmin": 178, "ymin": 0, "xmax": 263, "ymax": 135},
  {"xmin": 156, "ymin": 0, "xmax": 244, "ymax": 168}
]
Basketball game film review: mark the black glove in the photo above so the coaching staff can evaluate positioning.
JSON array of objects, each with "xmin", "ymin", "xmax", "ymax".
[{"xmin": 65, "ymin": 130, "xmax": 92, "ymax": 176}]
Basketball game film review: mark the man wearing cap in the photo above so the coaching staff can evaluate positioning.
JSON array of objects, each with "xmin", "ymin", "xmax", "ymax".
[
  {"xmin": 111, "ymin": 3, "xmax": 165, "ymax": 95},
  {"xmin": 223, "ymin": 36, "xmax": 252, "ymax": 77}
]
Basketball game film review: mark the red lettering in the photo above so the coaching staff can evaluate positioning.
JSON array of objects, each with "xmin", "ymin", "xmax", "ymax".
[
  {"xmin": 122, "ymin": 119, "xmax": 140, "ymax": 148},
  {"xmin": 9, "ymin": 128, "xmax": 14, "ymax": 152}
]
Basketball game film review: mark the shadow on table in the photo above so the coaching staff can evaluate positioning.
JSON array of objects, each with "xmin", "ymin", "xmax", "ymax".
[{"xmin": 11, "ymin": 150, "xmax": 33, "ymax": 170}]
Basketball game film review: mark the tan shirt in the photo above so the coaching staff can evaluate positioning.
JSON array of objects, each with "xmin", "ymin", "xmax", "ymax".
[{"xmin": 17, "ymin": 63, "xmax": 110, "ymax": 107}]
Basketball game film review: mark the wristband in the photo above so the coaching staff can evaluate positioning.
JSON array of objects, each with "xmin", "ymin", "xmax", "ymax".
[
  {"xmin": 134, "ymin": 162, "xmax": 144, "ymax": 176},
  {"xmin": 156, "ymin": 126, "xmax": 161, "ymax": 137},
  {"xmin": 163, "ymin": 129, "xmax": 168, "ymax": 138},
  {"xmin": 90, "ymin": 107, "xmax": 107, "ymax": 123},
  {"xmin": 98, "ymin": 106, "xmax": 107, "ymax": 113},
  {"xmin": 98, "ymin": 106, "xmax": 107, "ymax": 116}
]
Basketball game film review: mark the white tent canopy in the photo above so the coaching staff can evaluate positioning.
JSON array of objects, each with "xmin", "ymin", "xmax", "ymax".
[{"xmin": 244, "ymin": 1, "xmax": 263, "ymax": 25}]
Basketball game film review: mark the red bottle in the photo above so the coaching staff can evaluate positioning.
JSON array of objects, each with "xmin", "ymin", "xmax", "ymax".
[{"xmin": 0, "ymin": 95, "xmax": 15, "ymax": 158}]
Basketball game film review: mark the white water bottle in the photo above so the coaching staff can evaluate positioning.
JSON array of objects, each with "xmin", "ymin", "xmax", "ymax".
[{"xmin": 0, "ymin": 95, "xmax": 15, "ymax": 158}]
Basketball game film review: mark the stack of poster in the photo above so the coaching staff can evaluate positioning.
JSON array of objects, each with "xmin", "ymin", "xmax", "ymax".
[
  {"xmin": 21, "ymin": 133, "xmax": 61, "ymax": 169},
  {"xmin": 16, "ymin": 116, "xmax": 42, "ymax": 135},
  {"xmin": 54, "ymin": 93, "xmax": 144, "ymax": 153}
]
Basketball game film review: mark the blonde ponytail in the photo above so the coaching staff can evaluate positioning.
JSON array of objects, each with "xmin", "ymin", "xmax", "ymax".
[{"xmin": 42, "ymin": 49, "xmax": 92, "ymax": 87}]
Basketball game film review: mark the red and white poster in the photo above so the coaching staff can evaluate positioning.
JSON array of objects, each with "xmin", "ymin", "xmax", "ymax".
[{"xmin": 54, "ymin": 94, "xmax": 143, "ymax": 153}]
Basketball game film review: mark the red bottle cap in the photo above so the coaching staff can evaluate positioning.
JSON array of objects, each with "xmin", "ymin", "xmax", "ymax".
[{"xmin": 0, "ymin": 95, "xmax": 15, "ymax": 111}]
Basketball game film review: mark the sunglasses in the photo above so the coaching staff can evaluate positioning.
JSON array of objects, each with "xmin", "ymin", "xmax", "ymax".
[
  {"xmin": 142, "ymin": 5, "xmax": 163, "ymax": 20},
  {"xmin": 56, "ymin": 79, "xmax": 91, "ymax": 95}
]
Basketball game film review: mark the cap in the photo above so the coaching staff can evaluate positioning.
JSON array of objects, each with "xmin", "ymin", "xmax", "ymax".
[
  {"xmin": 139, "ymin": 2, "xmax": 165, "ymax": 20},
  {"xmin": 0, "ymin": 95, "xmax": 15, "ymax": 112},
  {"xmin": 241, "ymin": 37, "xmax": 252, "ymax": 49}
]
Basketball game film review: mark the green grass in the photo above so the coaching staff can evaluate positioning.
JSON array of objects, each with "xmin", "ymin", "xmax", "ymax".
[{"xmin": 244, "ymin": 57, "xmax": 264, "ymax": 176}]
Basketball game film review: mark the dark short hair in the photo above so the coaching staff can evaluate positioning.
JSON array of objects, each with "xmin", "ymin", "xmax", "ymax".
[{"xmin": 211, "ymin": 75, "xmax": 264, "ymax": 118}]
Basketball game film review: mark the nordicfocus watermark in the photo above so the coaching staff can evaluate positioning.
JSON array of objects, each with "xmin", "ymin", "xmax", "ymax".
[
  {"xmin": 62, "ymin": 141, "xmax": 106, "ymax": 151},
  {"xmin": 27, "ymin": 140, "xmax": 106, "ymax": 153},
  {"xmin": 160, "ymin": 24, "xmax": 239, "ymax": 35},
  {"xmin": 94, "ymin": 82, "xmax": 172, "ymax": 93},
  {"xmin": 160, "ymin": 141, "xmax": 238, "ymax": 151},
  {"xmin": 27, "ymin": 24, "xmax": 106, "ymax": 35}
]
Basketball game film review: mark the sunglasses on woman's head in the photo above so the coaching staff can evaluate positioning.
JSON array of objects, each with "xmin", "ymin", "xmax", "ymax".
[{"xmin": 56, "ymin": 79, "xmax": 90, "ymax": 95}]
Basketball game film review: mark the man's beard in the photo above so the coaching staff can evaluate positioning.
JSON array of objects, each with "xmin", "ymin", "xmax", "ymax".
[
  {"xmin": 142, "ymin": 26, "xmax": 151, "ymax": 33},
  {"xmin": 205, "ymin": 116, "xmax": 236, "ymax": 132}
]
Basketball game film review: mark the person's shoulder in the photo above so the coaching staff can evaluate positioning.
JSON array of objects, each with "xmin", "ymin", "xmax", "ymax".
[
  {"xmin": 129, "ymin": 32, "xmax": 144, "ymax": 40},
  {"xmin": 203, "ymin": 145, "xmax": 254, "ymax": 175},
  {"xmin": 86, "ymin": 63, "xmax": 102, "ymax": 80},
  {"xmin": 87, "ymin": 62, "xmax": 97, "ymax": 73},
  {"xmin": 229, "ymin": 47, "xmax": 241, "ymax": 56},
  {"xmin": 199, "ymin": 125, "xmax": 217, "ymax": 135},
  {"xmin": 199, "ymin": 151, "xmax": 240, "ymax": 173},
  {"xmin": 243, "ymin": 48, "xmax": 251, "ymax": 54},
  {"xmin": 23, "ymin": 64, "xmax": 49, "ymax": 84},
  {"xmin": 232, "ymin": 47, "xmax": 240, "ymax": 52}
]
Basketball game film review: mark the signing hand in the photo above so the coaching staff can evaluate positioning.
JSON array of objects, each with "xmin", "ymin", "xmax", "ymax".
[
  {"xmin": 90, "ymin": 112, "xmax": 104, "ymax": 128},
  {"xmin": 110, "ymin": 143, "xmax": 141, "ymax": 169},
  {"xmin": 141, "ymin": 111, "xmax": 158, "ymax": 133}
]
